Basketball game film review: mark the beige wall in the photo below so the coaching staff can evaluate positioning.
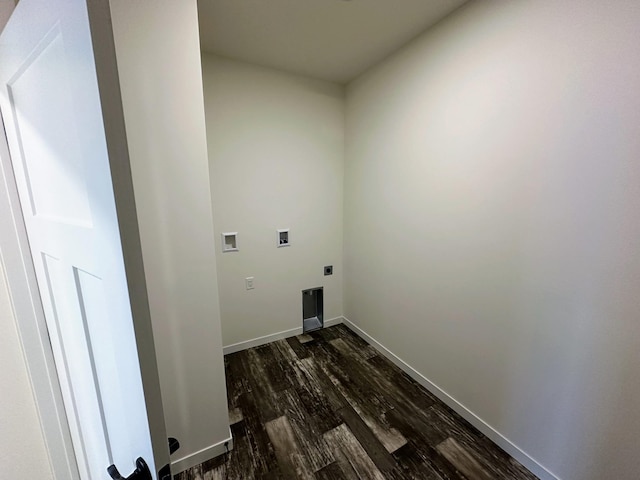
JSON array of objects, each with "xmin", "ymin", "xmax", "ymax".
[
  {"xmin": 109, "ymin": 0, "xmax": 230, "ymax": 469},
  {"xmin": 202, "ymin": 55, "xmax": 344, "ymax": 347},
  {"xmin": 0, "ymin": 258, "xmax": 53, "ymax": 480},
  {"xmin": 344, "ymin": 1, "xmax": 640, "ymax": 479}
]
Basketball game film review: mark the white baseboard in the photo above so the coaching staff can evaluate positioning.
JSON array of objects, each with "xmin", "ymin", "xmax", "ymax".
[
  {"xmin": 223, "ymin": 316, "xmax": 344, "ymax": 355},
  {"xmin": 323, "ymin": 316, "xmax": 344, "ymax": 328},
  {"xmin": 341, "ymin": 316, "xmax": 560, "ymax": 480},
  {"xmin": 170, "ymin": 429, "xmax": 234, "ymax": 474}
]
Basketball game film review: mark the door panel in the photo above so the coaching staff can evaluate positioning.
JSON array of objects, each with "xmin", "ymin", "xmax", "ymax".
[
  {"xmin": 40, "ymin": 252, "xmax": 110, "ymax": 480},
  {"xmin": 8, "ymin": 25, "xmax": 93, "ymax": 226},
  {"xmin": 0, "ymin": 0, "xmax": 168, "ymax": 478}
]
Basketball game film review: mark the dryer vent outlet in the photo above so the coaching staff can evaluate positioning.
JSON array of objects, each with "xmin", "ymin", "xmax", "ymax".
[{"xmin": 302, "ymin": 287, "xmax": 323, "ymax": 333}]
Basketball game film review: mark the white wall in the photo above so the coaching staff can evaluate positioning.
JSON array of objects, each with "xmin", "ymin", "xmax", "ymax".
[
  {"xmin": 344, "ymin": 1, "xmax": 640, "ymax": 479},
  {"xmin": 109, "ymin": 1, "xmax": 230, "ymax": 470},
  {"xmin": 202, "ymin": 55, "xmax": 344, "ymax": 347},
  {"xmin": 0, "ymin": 258, "xmax": 53, "ymax": 480}
]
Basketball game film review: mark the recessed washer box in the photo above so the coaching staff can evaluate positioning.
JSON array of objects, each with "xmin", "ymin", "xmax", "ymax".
[
  {"xmin": 277, "ymin": 228, "xmax": 290, "ymax": 247},
  {"xmin": 221, "ymin": 232, "xmax": 238, "ymax": 252}
]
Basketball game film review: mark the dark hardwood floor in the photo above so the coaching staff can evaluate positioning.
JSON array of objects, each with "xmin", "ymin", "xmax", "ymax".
[{"xmin": 175, "ymin": 324, "xmax": 538, "ymax": 480}]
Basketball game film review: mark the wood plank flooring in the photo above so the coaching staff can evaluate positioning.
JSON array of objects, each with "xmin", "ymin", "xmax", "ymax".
[{"xmin": 175, "ymin": 325, "xmax": 538, "ymax": 480}]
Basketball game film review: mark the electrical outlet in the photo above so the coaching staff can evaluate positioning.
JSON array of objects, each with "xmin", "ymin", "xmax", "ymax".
[
  {"xmin": 324, "ymin": 265, "xmax": 333, "ymax": 276},
  {"xmin": 246, "ymin": 277, "xmax": 255, "ymax": 290}
]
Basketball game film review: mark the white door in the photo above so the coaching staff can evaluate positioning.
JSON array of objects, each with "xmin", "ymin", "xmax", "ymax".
[{"xmin": 0, "ymin": 0, "xmax": 169, "ymax": 479}]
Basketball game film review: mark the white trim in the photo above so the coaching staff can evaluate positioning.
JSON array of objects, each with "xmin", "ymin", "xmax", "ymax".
[
  {"xmin": 223, "ymin": 316, "xmax": 343, "ymax": 355},
  {"xmin": 325, "ymin": 317, "xmax": 343, "ymax": 325},
  {"xmin": 341, "ymin": 316, "xmax": 560, "ymax": 480},
  {"xmin": 0, "ymin": 106, "xmax": 79, "ymax": 478},
  {"xmin": 170, "ymin": 429, "xmax": 234, "ymax": 474},
  {"xmin": 224, "ymin": 326, "xmax": 301, "ymax": 355},
  {"xmin": 323, "ymin": 316, "xmax": 343, "ymax": 328}
]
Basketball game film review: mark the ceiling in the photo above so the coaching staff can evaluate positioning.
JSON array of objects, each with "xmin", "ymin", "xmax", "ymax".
[{"xmin": 198, "ymin": 0, "xmax": 467, "ymax": 84}]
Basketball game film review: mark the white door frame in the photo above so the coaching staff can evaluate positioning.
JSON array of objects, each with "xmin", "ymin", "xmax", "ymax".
[{"xmin": 0, "ymin": 111, "xmax": 80, "ymax": 479}]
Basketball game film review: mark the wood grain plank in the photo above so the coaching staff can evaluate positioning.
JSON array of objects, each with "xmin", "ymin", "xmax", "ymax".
[
  {"xmin": 382, "ymin": 409, "xmax": 467, "ymax": 480},
  {"xmin": 244, "ymin": 348, "xmax": 284, "ymax": 422},
  {"xmin": 314, "ymin": 462, "xmax": 349, "ymax": 480},
  {"xmin": 319, "ymin": 359, "xmax": 406, "ymax": 452},
  {"xmin": 203, "ymin": 466, "xmax": 225, "ymax": 480},
  {"xmin": 313, "ymin": 340, "xmax": 394, "ymax": 417},
  {"xmin": 288, "ymin": 357, "xmax": 344, "ymax": 434},
  {"xmin": 329, "ymin": 337, "xmax": 439, "ymax": 424},
  {"xmin": 224, "ymin": 350, "xmax": 252, "ymax": 411},
  {"xmin": 176, "ymin": 463, "xmax": 203, "ymax": 480},
  {"xmin": 314, "ymin": 327, "xmax": 340, "ymax": 342},
  {"xmin": 228, "ymin": 407, "xmax": 243, "ymax": 425},
  {"xmin": 297, "ymin": 357, "xmax": 347, "ymax": 413},
  {"xmin": 277, "ymin": 388, "xmax": 335, "ymax": 472},
  {"xmin": 272, "ymin": 337, "xmax": 301, "ymax": 363},
  {"xmin": 389, "ymin": 443, "xmax": 444, "ymax": 480},
  {"xmin": 199, "ymin": 452, "xmax": 227, "ymax": 473},
  {"xmin": 426, "ymin": 404, "xmax": 539, "ymax": 480},
  {"xmin": 323, "ymin": 424, "xmax": 386, "ymax": 480},
  {"xmin": 254, "ymin": 343, "xmax": 294, "ymax": 392},
  {"xmin": 265, "ymin": 415, "xmax": 315, "ymax": 480},
  {"xmin": 337, "ymin": 405, "xmax": 397, "ymax": 473},
  {"xmin": 287, "ymin": 335, "xmax": 310, "ymax": 359},
  {"xmin": 385, "ymin": 404, "xmax": 451, "ymax": 447},
  {"xmin": 334, "ymin": 325, "xmax": 378, "ymax": 360},
  {"xmin": 436, "ymin": 437, "xmax": 493, "ymax": 480},
  {"xmin": 314, "ymin": 340, "xmax": 407, "ymax": 452},
  {"xmin": 367, "ymin": 354, "xmax": 438, "ymax": 411},
  {"xmin": 202, "ymin": 469, "xmax": 213, "ymax": 480},
  {"xmin": 297, "ymin": 334, "xmax": 315, "ymax": 344},
  {"xmin": 272, "ymin": 339, "xmax": 344, "ymax": 434},
  {"xmin": 229, "ymin": 393, "xmax": 283, "ymax": 479}
]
